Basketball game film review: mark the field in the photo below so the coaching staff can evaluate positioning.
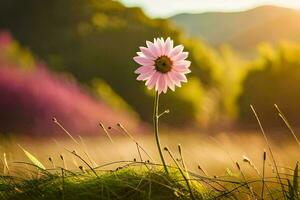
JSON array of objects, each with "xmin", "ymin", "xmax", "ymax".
[
  {"xmin": 2, "ymin": 0, "xmax": 300, "ymax": 199},
  {"xmin": 0, "ymin": 126, "xmax": 299, "ymax": 199}
]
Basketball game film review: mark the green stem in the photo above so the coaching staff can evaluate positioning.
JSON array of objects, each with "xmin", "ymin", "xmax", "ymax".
[{"xmin": 153, "ymin": 91, "xmax": 169, "ymax": 174}]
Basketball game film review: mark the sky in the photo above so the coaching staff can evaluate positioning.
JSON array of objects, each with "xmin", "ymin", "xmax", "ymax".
[{"xmin": 118, "ymin": 0, "xmax": 300, "ymax": 18}]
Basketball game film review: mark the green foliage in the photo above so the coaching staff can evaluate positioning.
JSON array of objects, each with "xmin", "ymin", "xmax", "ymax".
[
  {"xmin": 0, "ymin": 0, "xmax": 219, "ymax": 125},
  {"xmin": 238, "ymin": 42, "xmax": 300, "ymax": 126},
  {"xmin": 5, "ymin": 0, "xmax": 300, "ymax": 127},
  {"xmin": 91, "ymin": 78, "xmax": 138, "ymax": 118},
  {"xmin": 0, "ymin": 35, "xmax": 35, "ymax": 70},
  {"xmin": 1, "ymin": 167, "xmax": 205, "ymax": 200},
  {"xmin": 287, "ymin": 162, "xmax": 299, "ymax": 200},
  {"xmin": 158, "ymin": 78, "xmax": 205, "ymax": 126},
  {"xmin": 216, "ymin": 45, "xmax": 249, "ymax": 120},
  {"xmin": 20, "ymin": 146, "xmax": 46, "ymax": 170}
]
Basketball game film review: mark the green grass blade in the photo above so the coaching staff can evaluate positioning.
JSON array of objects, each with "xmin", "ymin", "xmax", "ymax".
[
  {"xmin": 288, "ymin": 180, "xmax": 294, "ymax": 200},
  {"xmin": 293, "ymin": 162, "xmax": 299, "ymax": 199},
  {"xmin": 19, "ymin": 146, "xmax": 46, "ymax": 170}
]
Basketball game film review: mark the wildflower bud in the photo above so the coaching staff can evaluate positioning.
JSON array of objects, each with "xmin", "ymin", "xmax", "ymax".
[
  {"xmin": 52, "ymin": 117, "xmax": 57, "ymax": 123},
  {"xmin": 242, "ymin": 155, "xmax": 250, "ymax": 163},
  {"xmin": 236, "ymin": 162, "xmax": 241, "ymax": 170},
  {"xmin": 178, "ymin": 144, "xmax": 182, "ymax": 154},
  {"xmin": 99, "ymin": 122, "xmax": 104, "ymax": 128}
]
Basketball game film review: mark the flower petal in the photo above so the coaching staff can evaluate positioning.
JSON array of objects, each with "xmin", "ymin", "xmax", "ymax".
[
  {"xmin": 146, "ymin": 72, "xmax": 160, "ymax": 89},
  {"xmin": 136, "ymin": 52, "xmax": 144, "ymax": 57},
  {"xmin": 154, "ymin": 38, "xmax": 163, "ymax": 56},
  {"xmin": 165, "ymin": 73, "xmax": 175, "ymax": 91},
  {"xmin": 134, "ymin": 66, "xmax": 155, "ymax": 74},
  {"xmin": 163, "ymin": 37, "xmax": 173, "ymax": 56},
  {"xmin": 173, "ymin": 72, "xmax": 187, "ymax": 83},
  {"xmin": 140, "ymin": 47, "xmax": 156, "ymax": 60},
  {"xmin": 173, "ymin": 60, "xmax": 191, "ymax": 69},
  {"xmin": 146, "ymin": 41, "xmax": 159, "ymax": 57},
  {"xmin": 136, "ymin": 70, "xmax": 155, "ymax": 81},
  {"xmin": 173, "ymin": 67, "xmax": 191, "ymax": 74},
  {"xmin": 133, "ymin": 56, "xmax": 154, "ymax": 66},
  {"xmin": 169, "ymin": 45, "xmax": 184, "ymax": 58},
  {"xmin": 169, "ymin": 71, "xmax": 183, "ymax": 87},
  {"xmin": 162, "ymin": 75, "xmax": 169, "ymax": 93},
  {"xmin": 173, "ymin": 52, "xmax": 189, "ymax": 62},
  {"xmin": 168, "ymin": 72, "xmax": 179, "ymax": 87},
  {"xmin": 156, "ymin": 73, "xmax": 166, "ymax": 94}
]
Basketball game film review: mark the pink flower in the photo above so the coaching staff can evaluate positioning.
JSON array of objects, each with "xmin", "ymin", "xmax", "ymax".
[{"xmin": 134, "ymin": 37, "xmax": 191, "ymax": 94}]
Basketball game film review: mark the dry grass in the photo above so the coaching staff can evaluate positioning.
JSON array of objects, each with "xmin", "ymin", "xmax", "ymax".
[
  {"xmin": 0, "ymin": 129, "xmax": 298, "ymax": 176},
  {"xmin": 0, "ymin": 127, "xmax": 299, "ymax": 199}
]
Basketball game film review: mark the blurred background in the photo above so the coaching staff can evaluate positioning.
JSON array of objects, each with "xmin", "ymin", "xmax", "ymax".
[
  {"xmin": 0, "ymin": 0, "xmax": 300, "ymax": 170},
  {"xmin": 1, "ymin": 0, "xmax": 300, "ymax": 134}
]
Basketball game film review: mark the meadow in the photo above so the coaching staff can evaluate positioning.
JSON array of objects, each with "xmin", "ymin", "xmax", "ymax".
[
  {"xmin": 1, "ymin": 0, "xmax": 300, "ymax": 199},
  {"xmin": 0, "ymin": 118, "xmax": 299, "ymax": 199}
]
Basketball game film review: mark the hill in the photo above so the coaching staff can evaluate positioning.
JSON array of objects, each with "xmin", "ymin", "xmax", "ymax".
[
  {"xmin": 0, "ymin": 33, "xmax": 140, "ymax": 135},
  {"xmin": 170, "ymin": 6, "xmax": 300, "ymax": 53},
  {"xmin": 0, "ymin": 0, "xmax": 223, "ymax": 126}
]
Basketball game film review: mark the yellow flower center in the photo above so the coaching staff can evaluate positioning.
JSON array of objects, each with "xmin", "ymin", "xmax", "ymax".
[{"xmin": 155, "ymin": 56, "xmax": 172, "ymax": 73}]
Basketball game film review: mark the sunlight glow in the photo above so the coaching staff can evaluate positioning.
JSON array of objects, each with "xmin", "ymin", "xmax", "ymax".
[{"xmin": 118, "ymin": 0, "xmax": 300, "ymax": 17}]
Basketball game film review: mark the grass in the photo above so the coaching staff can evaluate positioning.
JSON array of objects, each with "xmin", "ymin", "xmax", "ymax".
[
  {"xmin": 0, "ymin": 165, "xmax": 205, "ymax": 200},
  {"xmin": 0, "ymin": 156, "xmax": 299, "ymax": 200},
  {"xmin": 0, "ymin": 132, "xmax": 299, "ymax": 199},
  {"xmin": 0, "ymin": 129, "xmax": 299, "ymax": 200},
  {"xmin": 0, "ymin": 105, "xmax": 300, "ymax": 199}
]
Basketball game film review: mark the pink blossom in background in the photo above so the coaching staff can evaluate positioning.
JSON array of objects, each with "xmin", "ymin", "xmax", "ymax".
[
  {"xmin": 0, "ymin": 66, "xmax": 140, "ymax": 136},
  {"xmin": 0, "ymin": 32, "xmax": 140, "ymax": 136},
  {"xmin": 0, "ymin": 31, "xmax": 12, "ymax": 47}
]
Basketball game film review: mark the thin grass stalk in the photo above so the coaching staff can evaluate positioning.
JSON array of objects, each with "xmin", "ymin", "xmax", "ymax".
[
  {"xmin": 262, "ymin": 150, "xmax": 266, "ymax": 199},
  {"xmin": 136, "ymin": 142, "xmax": 143, "ymax": 162},
  {"xmin": 197, "ymin": 164, "xmax": 208, "ymax": 177},
  {"xmin": 99, "ymin": 122, "xmax": 114, "ymax": 144},
  {"xmin": 153, "ymin": 91, "xmax": 168, "ymax": 174},
  {"xmin": 243, "ymin": 155, "xmax": 260, "ymax": 176},
  {"xmin": 3, "ymin": 153, "xmax": 9, "ymax": 175},
  {"xmin": 235, "ymin": 162, "xmax": 256, "ymax": 199},
  {"xmin": 48, "ymin": 157, "xmax": 56, "ymax": 169},
  {"xmin": 164, "ymin": 146, "xmax": 196, "ymax": 200},
  {"xmin": 274, "ymin": 104, "xmax": 300, "ymax": 148},
  {"xmin": 52, "ymin": 117, "xmax": 79, "ymax": 145},
  {"xmin": 67, "ymin": 149, "xmax": 98, "ymax": 177},
  {"xmin": 53, "ymin": 118, "xmax": 95, "ymax": 167},
  {"xmin": 78, "ymin": 136, "xmax": 97, "ymax": 167},
  {"xmin": 61, "ymin": 168, "xmax": 65, "ymax": 200},
  {"xmin": 60, "ymin": 155, "xmax": 66, "ymax": 170},
  {"xmin": 178, "ymin": 144, "xmax": 190, "ymax": 180},
  {"xmin": 250, "ymin": 105, "xmax": 286, "ymax": 199},
  {"xmin": 242, "ymin": 155, "xmax": 274, "ymax": 199},
  {"xmin": 117, "ymin": 123, "xmax": 153, "ymax": 161}
]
